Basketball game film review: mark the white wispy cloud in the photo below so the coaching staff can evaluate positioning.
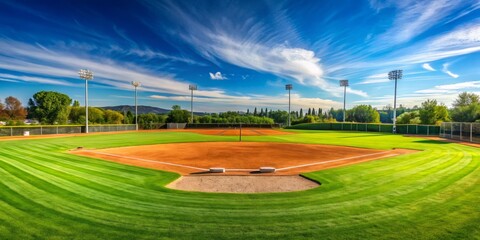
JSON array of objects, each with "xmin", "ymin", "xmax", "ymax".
[
  {"xmin": 422, "ymin": 63, "xmax": 436, "ymax": 71},
  {"xmin": 442, "ymin": 64, "xmax": 459, "ymax": 78},
  {"xmin": 416, "ymin": 81, "xmax": 480, "ymax": 94},
  {"xmin": 209, "ymin": 72, "xmax": 227, "ymax": 80},
  {"xmin": 142, "ymin": 1, "xmax": 368, "ymax": 98},
  {"xmin": 357, "ymin": 73, "xmax": 390, "ymax": 85},
  {"xmin": 373, "ymin": 0, "xmax": 465, "ymax": 44},
  {"xmin": 0, "ymin": 73, "xmax": 78, "ymax": 86}
]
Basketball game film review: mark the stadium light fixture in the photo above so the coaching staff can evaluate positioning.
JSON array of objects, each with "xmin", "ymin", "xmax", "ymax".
[
  {"xmin": 285, "ymin": 84, "xmax": 293, "ymax": 127},
  {"xmin": 189, "ymin": 84, "xmax": 197, "ymax": 123},
  {"xmin": 388, "ymin": 70, "xmax": 403, "ymax": 134},
  {"xmin": 340, "ymin": 80, "xmax": 349, "ymax": 122},
  {"xmin": 131, "ymin": 81, "xmax": 141, "ymax": 131},
  {"xmin": 79, "ymin": 69, "xmax": 93, "ymax": 133}
]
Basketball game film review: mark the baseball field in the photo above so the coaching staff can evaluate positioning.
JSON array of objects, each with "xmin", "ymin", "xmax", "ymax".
[{"xmin": 0, "ymin": 129, "xmax": 479, "ymax": 239}]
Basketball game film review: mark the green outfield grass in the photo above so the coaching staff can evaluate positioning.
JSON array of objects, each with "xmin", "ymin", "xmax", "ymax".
[{"xmin": 0, "ymin": 130, "xmax": 479, "ymax": 239}]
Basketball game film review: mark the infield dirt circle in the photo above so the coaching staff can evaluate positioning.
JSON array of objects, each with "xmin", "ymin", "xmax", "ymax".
[{"xmin": 73, "ymin": 142, "xmax": 413, "ymax": 175}]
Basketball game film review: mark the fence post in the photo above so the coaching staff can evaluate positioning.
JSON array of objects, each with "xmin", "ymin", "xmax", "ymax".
[
  {"xmin": 416, "ymin": 125, "xmax": 418, "ymax": 135},
  {"xmin": 471, "ymin": 123, "xmax": 473, "ymax": 142},
  {"xmin": 407, "ymin": 125, "xmax": 409, "ymax": 134},
  {"xmin": 450, "ymin": 123, "xmax": 453, "ymax": 139},
  {"xmin": 427, "ymin": 125, "xmax": 429, "ymax": 136},
  {"xmin": 459, "ymin": 123, "xmax": 462, "ymax": 140},
  {"xmin": 10, "ymin": 127, "xmax": 13, "ymax": 136},
  {"xmin": 56, "ymin": 126, "xmax": 59, "ymax": 134},
  {"xmin": 40, "ymin": 126, "xmax": 43, "ymax": 135}
]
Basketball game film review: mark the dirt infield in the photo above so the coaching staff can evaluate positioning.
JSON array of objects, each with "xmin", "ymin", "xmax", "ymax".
[
  {"xmin": 168, "ymin": 175, "xmax": 320, "ymax": 193},
  {"xmin": 72, "ymin": 142, "xmax": 415, "ymax": 175}
]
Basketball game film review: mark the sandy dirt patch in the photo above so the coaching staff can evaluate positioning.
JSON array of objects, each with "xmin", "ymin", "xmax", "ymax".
[
  {"xmin": 72, "ymin": 142, "xmax": 416, "ymax": 175},
  {"xmin": 167, "ymin": 175, "xmax": 320, "ymax": 193}
]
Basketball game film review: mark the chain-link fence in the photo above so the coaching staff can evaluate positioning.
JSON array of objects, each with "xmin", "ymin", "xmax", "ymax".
[
  {"xmin": 186, "ymin": 123, "xmax": 282, "ymax": 129},
  {"xmin": 440, "ymin": 122, "xmax": 480, "ymax": 143},
  {"xmin": 287, "ymin": 123, "xmax": 440, "ymax": 135},
  {"xmin": 0, "ymin": 124, "xmax": 136, "ymax": 137}
]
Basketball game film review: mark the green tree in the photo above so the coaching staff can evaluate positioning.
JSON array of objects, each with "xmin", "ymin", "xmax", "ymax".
[
  {"xmin": 104, "ymin": 110, "xmax": 124, "ymax": 124},
  {"xmin": 167, "ymin": 105, "xmax": 190, "ymax": 123},
  {"xmin": 347, "ymin": 105, "xmax": 380, "ymax": 123},
  {"xmin": 453, "ymin": 92, "xmax": 479, "ymax": 107},
  {"xmin": 28, "ymin": 91, "xmax": 72, "ymax": 124},
  {"xmin": 72, "ymin": 100, "xmax": 80, "ymax": 107},
  {"xmin": 419, "ymin": 99, "xmax": 450, "ymax": 125},
  {"xmin": 299, "ymin": 108, "xmax": 303, "ymax": 118},
  {"xmin": 450, "ymin": 92, "xmax": 480, "ymax": 122},
  {"xmin": 253, "ymin": 107, "xmax": 257, "ymax": 116},
  {"xmin": 88, "ymin": 107, "xmax": 105, "ymax": 124},
  {"xmin": 69, "ymin": 106, "xmax": 85, "ymax": 124},
  {"xmin": 396, "ymin": 111, "xmax": 420, "ymax": 124}
]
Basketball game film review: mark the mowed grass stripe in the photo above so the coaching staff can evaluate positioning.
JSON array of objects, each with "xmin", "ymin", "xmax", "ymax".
[{"xmin": 0, "ymin": 131, "xmax": 478, "ymax": 239}]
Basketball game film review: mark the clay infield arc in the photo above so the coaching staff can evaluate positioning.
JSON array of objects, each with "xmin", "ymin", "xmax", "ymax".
[{"xmin": 72, "ymin": 142, "xmax": 415, "ymax": 175}]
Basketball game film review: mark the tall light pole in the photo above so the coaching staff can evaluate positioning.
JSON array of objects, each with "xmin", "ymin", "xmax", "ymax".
[
  {"xmin": 131, "ymin": 81, "xmax": 141, "ymax": 131},
  {"xmin": 285, "ymin": 84, "xmax": 293, "ymax": 127},
  {"xmin": 189, "ymin": 84, "xmax": 197, "ymax": 123},
  {"xmin": 340, "ymin": 80, "xmax": 349, "ymax": 122},
  {"xmin": 388, "ymin": 70, "xmax": 403, "ymax": 134},
  {"xmin": 79, "ymin": 69, "xmax": 93, "ymax": 133}
]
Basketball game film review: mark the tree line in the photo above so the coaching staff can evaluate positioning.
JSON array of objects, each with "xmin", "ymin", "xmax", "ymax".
[{"xmin": 1, "ymin": 90, "xmax": 478, "ymax": 127}]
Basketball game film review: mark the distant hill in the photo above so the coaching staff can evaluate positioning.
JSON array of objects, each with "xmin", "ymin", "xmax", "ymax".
[{"xmin": 101, "ymin": 105, "xmax": 207, "ymax": 115}]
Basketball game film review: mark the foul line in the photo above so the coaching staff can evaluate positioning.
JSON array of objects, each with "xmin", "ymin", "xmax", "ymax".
[
  {"xmin": 277, "ymin": 152, "xmax": 399, "ymax": 171},
  {"xmin": 81, "ymin": 150, "xmax": 208, "ymax": 171}
]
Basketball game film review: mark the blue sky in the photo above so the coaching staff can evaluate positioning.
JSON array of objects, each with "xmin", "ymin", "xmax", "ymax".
[{"xmin": 0, "ymin": 0, "xmax": 479, "ymax": 112}]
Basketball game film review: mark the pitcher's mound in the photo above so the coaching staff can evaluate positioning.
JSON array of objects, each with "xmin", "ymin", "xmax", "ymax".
[{"xmin": 167, "ymin": 175, "xmax": 319, "ymax": 193}]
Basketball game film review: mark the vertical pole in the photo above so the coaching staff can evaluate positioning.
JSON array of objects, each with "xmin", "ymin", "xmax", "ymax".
[
  {"xmin": 460, "ymin": 123, "xmax": 462, "ymax": 140},
  {"xmin": 427, "ymin": 125, "xmax": 429, "ymax": 136},
  {"xmin": 343, "ymin": 85, "xmax": 346, "ymax": 123},
  {"xmin": 470, "ymin": 123, "xmax": 473, "ymax": 142},
  {"xmin": 191, "ymin": 89, "xmax": 194, "ymax": 124},
  {"xmin": 288, "ymin": 89, "xmax": 291, "ymax": 127},
  {"xmin": 393, "ymin": 78, "xmax": 397, "ymax": 134},
  {"xmin": 10, "ymin": 127, "xmax": 12, "ymax": 136},
  {"xmin": 450, "ymin": 123, "xmax": 453, "ymax": 139},
  {"xmin": 85, "ymin": 79, "xmax": 89, "ymax": 134},
  {"xmin": 135, "ymin": 86, "xmax": 138, "ymax": 131}
]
